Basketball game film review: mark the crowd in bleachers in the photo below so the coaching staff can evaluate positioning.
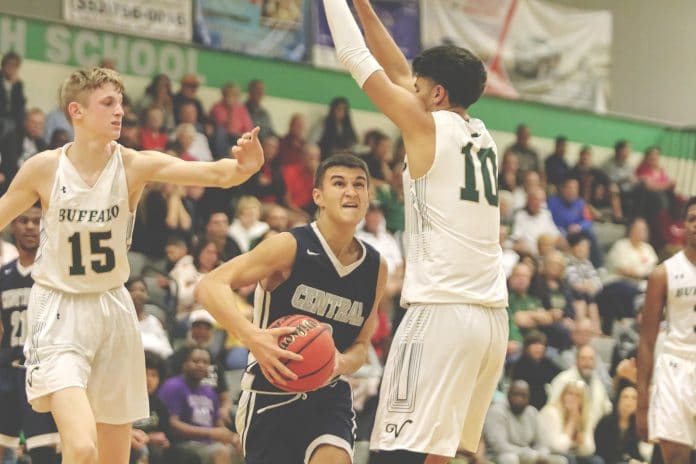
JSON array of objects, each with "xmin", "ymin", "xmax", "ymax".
[{"xmin": 0, "ymin": 50, "xmax": 691, "ymax": 464}]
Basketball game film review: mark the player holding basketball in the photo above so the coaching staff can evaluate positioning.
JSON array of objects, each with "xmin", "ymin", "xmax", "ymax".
[
  {"xmin": 637, "ymin": 196, "xmax": 696, "ymax": 464},
  {"xmin": 0, "ymin": 205, "xmax": 60, "ymax": 463},
  {"xmin": 323, "ymin": 1, "xmax": 508, "ymax": 463},
  {"xmin": 196, "ymin": 153, "xmax": 388, "ymax": 464},
  {"xmin": 0, "ymin": 67, "xmax": 263, "ymax": 464}
]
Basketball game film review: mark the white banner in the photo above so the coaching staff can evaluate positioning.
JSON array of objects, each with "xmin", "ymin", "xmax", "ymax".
[
  {"xmin": 421, "ymin": 0, "xmax": 611, "ymax": 112},
  {"xmin": 63, "ymin": 0, "xmax": 192, "ymax": 41}
]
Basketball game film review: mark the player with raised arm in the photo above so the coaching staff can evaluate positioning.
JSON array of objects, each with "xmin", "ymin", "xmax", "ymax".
[
  {"xmin": 0, "ymin": 67, "xmax": 263, "ymax": 464},
  {"xmin": 322, "ymin": 1, "xmax": 509, "ymax": 463},
  {"xmin": 637, "ymin": 196, "xmax": 696, "ymax": 464},
  {"xmin": 195, "ymin": 154, "xmax": 388, "ymax": 464}
]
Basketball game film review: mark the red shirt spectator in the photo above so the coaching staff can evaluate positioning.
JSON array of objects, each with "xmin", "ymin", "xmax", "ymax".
[{"xmin": 209, "ymin": 82, "xmax": 253, "ymax": 136}]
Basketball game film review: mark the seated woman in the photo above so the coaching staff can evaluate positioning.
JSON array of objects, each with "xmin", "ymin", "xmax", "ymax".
[
  {"xmin": 539, "ymin": 381, "xmax": 605, "ymax": 464},
  {"xmin": 594, "ymin": 383, "xmax": 646, "ymax": 464}
]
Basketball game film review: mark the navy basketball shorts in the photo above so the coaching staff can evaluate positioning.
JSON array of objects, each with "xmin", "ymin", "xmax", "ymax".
[
  {"xmin": 237, "ymin": 379, "xmax": 356, "ymax": 464},
  {"xmin": 0, "ymin": 367, "xmax": 59, "ymax": 450}
]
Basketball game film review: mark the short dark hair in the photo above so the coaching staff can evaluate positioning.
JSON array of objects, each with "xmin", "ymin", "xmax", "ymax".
[
  {"xmin": 523, "ymin": 330, "xmax": 547, "ymax": 348},
  {"xmin": 412, "ymin": 45, "xmax": 487, "ymax": 108},
  {"xmin": 555, "ymin": 135, "xmax": 567, "ymax": 146},
  {"xmin": 125, "ymin": 276, "xmax": 146, "ymax": 291},
  {"xmin": 567, "ymin": 232, "xmax": 589, "ymax": 247},
  {"xmin": 144, "ymin": 350, "xmax": 167, "ymax": 381},
  {"xmin": 684, "ymin": 196, "xmax": 696, "ymax": 219},
  {"xmin": 614, "ymin": 139, "xmax": 629, "ymax": 153},
  {"xmin": 1, "ymin": 51, "xmax": 21, "ymax": 67},
  {"xmin": 314, "ymin": 153, "xmax": 370, "ymax": 189}
]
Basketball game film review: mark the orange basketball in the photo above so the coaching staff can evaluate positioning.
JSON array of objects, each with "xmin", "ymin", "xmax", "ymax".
[{"xmin": 268, "ymin": 315, "xmax": 336, "ymax": 392}]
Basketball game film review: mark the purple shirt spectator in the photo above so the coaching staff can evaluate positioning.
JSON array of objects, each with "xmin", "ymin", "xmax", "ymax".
[
  {"xmin": 158, "ymin": 374, "xmax": 219, "ymax": 438},
  {"xmin": 547, "ymin": 178, "xmax": 592, "ymax": 235}
]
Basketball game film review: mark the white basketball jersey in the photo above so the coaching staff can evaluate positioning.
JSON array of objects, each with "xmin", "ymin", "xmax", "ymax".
[
  {"xmin": 401, "ymin": 111, "xmax": 507, "ymax": 308},
  {"xmin": 33, "ymin": 143, "xmax": 134, "ymax": 293},
  {"xmin": 663, "ymin": 250, "xmax": 696, "ymax": 354}
]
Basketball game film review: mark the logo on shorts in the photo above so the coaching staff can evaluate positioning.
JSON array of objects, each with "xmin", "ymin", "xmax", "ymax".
[
  {"xmin": 385, "ymin": 420, "xmax": 413, "ymax": 438},
  {"xmin": 27, "ymin": 366, "xmax": 39, "ymax": 387}
]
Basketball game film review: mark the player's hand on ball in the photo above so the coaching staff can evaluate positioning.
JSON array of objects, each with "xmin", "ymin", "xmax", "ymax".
[
  {"xmin": 231, "ymin": 126, "xmax": 263, "ymax": 175},
  {"xmin": 246, "ymin": 327, "xmax": 304, "ymax": 386}
]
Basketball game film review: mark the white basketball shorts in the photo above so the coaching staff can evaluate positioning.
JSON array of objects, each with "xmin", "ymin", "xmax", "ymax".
[
  {"xmin": 649, "ymin": 350, "xmax": 696, "ymax": 448},
  {"xmin": 24, "ymin": 283, "xmax": 149, "ymax": 424},
  {"xmin": 370, "ymin": 303, "xmax": 508, "ymax": 457}
]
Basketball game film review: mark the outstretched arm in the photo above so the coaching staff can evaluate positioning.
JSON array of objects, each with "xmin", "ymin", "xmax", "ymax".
[
  {"xmin": 134, "ymin": 127, "xmax": 263, "ymax": 188},
  {"xmin": 635, "ymin": 265, "xmax": 666, "ymax": 441},
  {"xmin": 353, "ymin": 0, "xmax": 412, "ymax": 89},
  {"xmin": 322, "ymin": 0, "xmax": 432, "ymax": 136}
]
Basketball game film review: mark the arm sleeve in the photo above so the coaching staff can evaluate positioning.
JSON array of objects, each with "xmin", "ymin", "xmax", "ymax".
[{"xmin": 322, "ymin": 0, "xmax": 384, "ymax": 87}]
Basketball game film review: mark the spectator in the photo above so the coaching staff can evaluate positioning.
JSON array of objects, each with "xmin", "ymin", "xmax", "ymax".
[
  {"xmin": 277, "ymin": 113, "xmax": 305, "ymax": 166},
  {"xmin": 316, "ymin": 96, "xmax": 358, "ymax": 159},
  {"xmin": 209, "ymin": 81, "xmax": 253, "ymax": 139},
  {"xmin": 634, "ymin": 147, "xmax": 676, "ymax": 249},
  {"xmin": 509, "ymin": 331, "xmax": 561, "ymax": 409},
  {"xmin": 245, "ymin": 79, "xmax": 276, "ymax": 140},
  {"xmin": 545, "ymin": 136, "xmax": 570, "ymax": 188},
  {"xmin": 228, "ymin": 196, "xmax": 269, "ymax": 253},
  {"xmin": 238, "ymin": 135, "xmax": 286, "ymax": 204},
  {"xmin": 532, "ymin": 250, "xmax": 574, "ymax": 323},
  {"xmin": 175, "ymin": 101, "xmax": 213, "ymax": 161},
  {"xmin": 501, "ymin": 224, "xmax": 521, "ymax": 278},
  {"xmin": 0, "ymin": 51, "xmax": 26, "ymax": 138},
  {"xmin": 594, "ymin": 383, "xmax": 645, "ymax": 464},
  {"xmin": 513, "ymin": 170, "xmax": 542, "ymax": 212},
  {"xmin": 173, "ymin": 123, "xmax": 204, "ymax": 161},
  {"xmin": 548, "ymin": 177, "xmax": 603, "ymax": 267},
  {"xmin": 506, "ymin": 124, "xmax": 541, "ymax": 174},
  {"xmin": 569, "ymin": 146, "xmax": 623, "ymax": 223},
  {"xmin": 512, "ymin": 187, "xmax": 563, "ymax": 257},
  {"xmin": 606, "ymin": 218, "xmax": 657, "ymax": 286},
  {"xmin": 201, "ymin": 211, "xmax": 242, "ymax": 262},
  {"xmin": 499, "ymin": 150, "xmax": 521, "ymax": 192},
  {"xmin": 555, "ymin": 319, "xmax": 613, "ymax": 395},
  {"xmin": 262, "ymin": 203, "xmax": 290, "ymax": 232},
  {"xmin": 602, "ymin": 140, "xmax": 636, "ymax": 216},
  {"xmin": 43, "ymin": 102, "xmax": 74, "ymax": 143},
  {"xmin": 173, "ymin": 74, "xmax": 205, "ymax": 125},
  {"xmin": 141, "ymin": 106, "xmax": 169, "ymax": 151},
  {"xmin": 137, "ymin": 74, "xmax": 175, "ymax": 131},
  {"xmin": 282, "ymin": 142, "xmax": 320, "ymax": 218},
  {"xmin": 128, "ymin": 278, "xmax": 173, "ymax": 359},
  {"xmin": 0, "ymin": 108, "xmax": 46, "ymax": 193},
  {"xmin": 158, "ymin": 347, "xmax": 241, "ymax": 464},
  {"xmin": 182, "ymin": 185, "xmax": 207, "ymax": 235},
  {"xmin": 547, "ymin": 345, "xmax": 613, "ymax": 431},
  {"xmin": 484, "ymin": 380, "xmax": 567, "ymax": 464},
  {"xmin": 117, "ymin": 112, "xmax": 142, "ymax": 149},
  {"xmin": 375, "ymin": 159, "xmax": 405, "ymax": 236},
  {"xmin": 508, "ymin": 262, "xmax": 571, "ymax": 351},
  {"xmin": 48, "ymin": 128, "xmax": 71, "ymax": 149},
  {"xmin": 362, "ymin": 131, "xmax": 393, "ymax": 185},
  {"xmin": 566, "ymin": 233, "xmax": 603, "ymax": 334},
  {"xmin": 539, "ymin": 381, "xmax": 604, "ymax": 464},
  {"xmin": 357, "ymin": 203, "xmax": 403, "ymax": 277}
]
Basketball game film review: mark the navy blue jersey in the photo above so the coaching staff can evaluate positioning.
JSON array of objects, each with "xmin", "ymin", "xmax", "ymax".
[
  {"xmin": 0, "ymin": 259, "xmax": 33, "ymax": 367},
  {"xmin": 246, "ymin": 223, "xmax": 380, "ymax": 391}
]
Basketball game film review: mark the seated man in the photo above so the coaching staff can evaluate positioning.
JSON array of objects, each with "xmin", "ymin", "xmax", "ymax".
[
  {"xmin": 158, "ymin": 347, "xmax": 242, "ymax": 464},
  {"xmin": 484, "ymin": 380, "xmax": 567, "ymax": 464}
]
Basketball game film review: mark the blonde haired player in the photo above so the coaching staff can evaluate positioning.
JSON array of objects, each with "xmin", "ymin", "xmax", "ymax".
[
  {"xmin": 0, "ymin": 67, "xmax": 263, "ymax": 464},
  {"xmin": 322, "ymin": 1, "xmax": 508, "ymax": 463}
]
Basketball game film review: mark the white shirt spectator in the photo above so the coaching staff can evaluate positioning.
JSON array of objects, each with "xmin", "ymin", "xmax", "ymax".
[
  {"xmin": 606, "ymin": 238, "xmax": 658, "ymax": 283},
  {"xmin": 228, "ymin": 218, "xmax": 269, "ymax": 253},
  {"xmin": 511, "ymin": 208, "xmax": 562, "ymax": 255},
  {"xmin": 139, "ymin": 314, "xmax": 173, "ymax": 358},
  {"xmin": 356, "ymin": 227, "xmax": 403, "ymax": 276},
  {"xmin": 190, "ymin": 132, "xmax": 213, "ymax": 162}
]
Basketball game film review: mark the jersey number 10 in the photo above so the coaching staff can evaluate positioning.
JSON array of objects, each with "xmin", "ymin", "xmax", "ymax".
[
  {"xmin": 68, "ymin": 231, "xmax": 116, "ymax": 275},
  {"xmin": 460, "ymin": 143, "xmax": 499, "ymax": 207}
]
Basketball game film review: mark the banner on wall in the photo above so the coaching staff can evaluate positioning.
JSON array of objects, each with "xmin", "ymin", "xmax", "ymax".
[
  {"xmin": 313, "ymin": 0, "xmax": 420, "ymax": 70},
  {"xmin": 62, "ymin": 0, "xmax": 192, "ymax": 41},
  {"xmin": 421, "ymin": 0, "xmax": 611, "ymax": 112},
  {"xmin": 193, "ymin": 0, "xmax": 308, "ymax": 62}
]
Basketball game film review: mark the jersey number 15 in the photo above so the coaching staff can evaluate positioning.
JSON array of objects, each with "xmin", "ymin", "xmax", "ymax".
[
  {"xmin": 68, "ymin": 231, "xmax": 116, "ymax": 275},
  {"xmin": 460, "ymin": 142, "xmax": 499, "ymax": 207}
]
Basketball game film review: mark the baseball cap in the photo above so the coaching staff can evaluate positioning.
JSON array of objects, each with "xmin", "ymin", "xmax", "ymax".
[
  {"xmin": 181, "ymin": 74, "xmax": 200, "ymax": 87},
  {"xmin": 189, "ymin": 308, "xmax": 216, "ymax": 326}
]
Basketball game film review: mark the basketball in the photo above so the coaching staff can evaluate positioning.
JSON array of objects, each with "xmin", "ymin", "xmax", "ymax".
[{"xmin": 268, "ymin": 315, "xmax": 336, "ymax": 392}]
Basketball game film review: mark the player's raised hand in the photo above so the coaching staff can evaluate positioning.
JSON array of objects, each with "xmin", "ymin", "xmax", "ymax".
[
  {"xmin": 231, "ymin": 126, "xmax": 263, "ymax": 175},
  {"xmin": 246, "ymin": 326, "xmax": 303, "ymax": 386}
]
